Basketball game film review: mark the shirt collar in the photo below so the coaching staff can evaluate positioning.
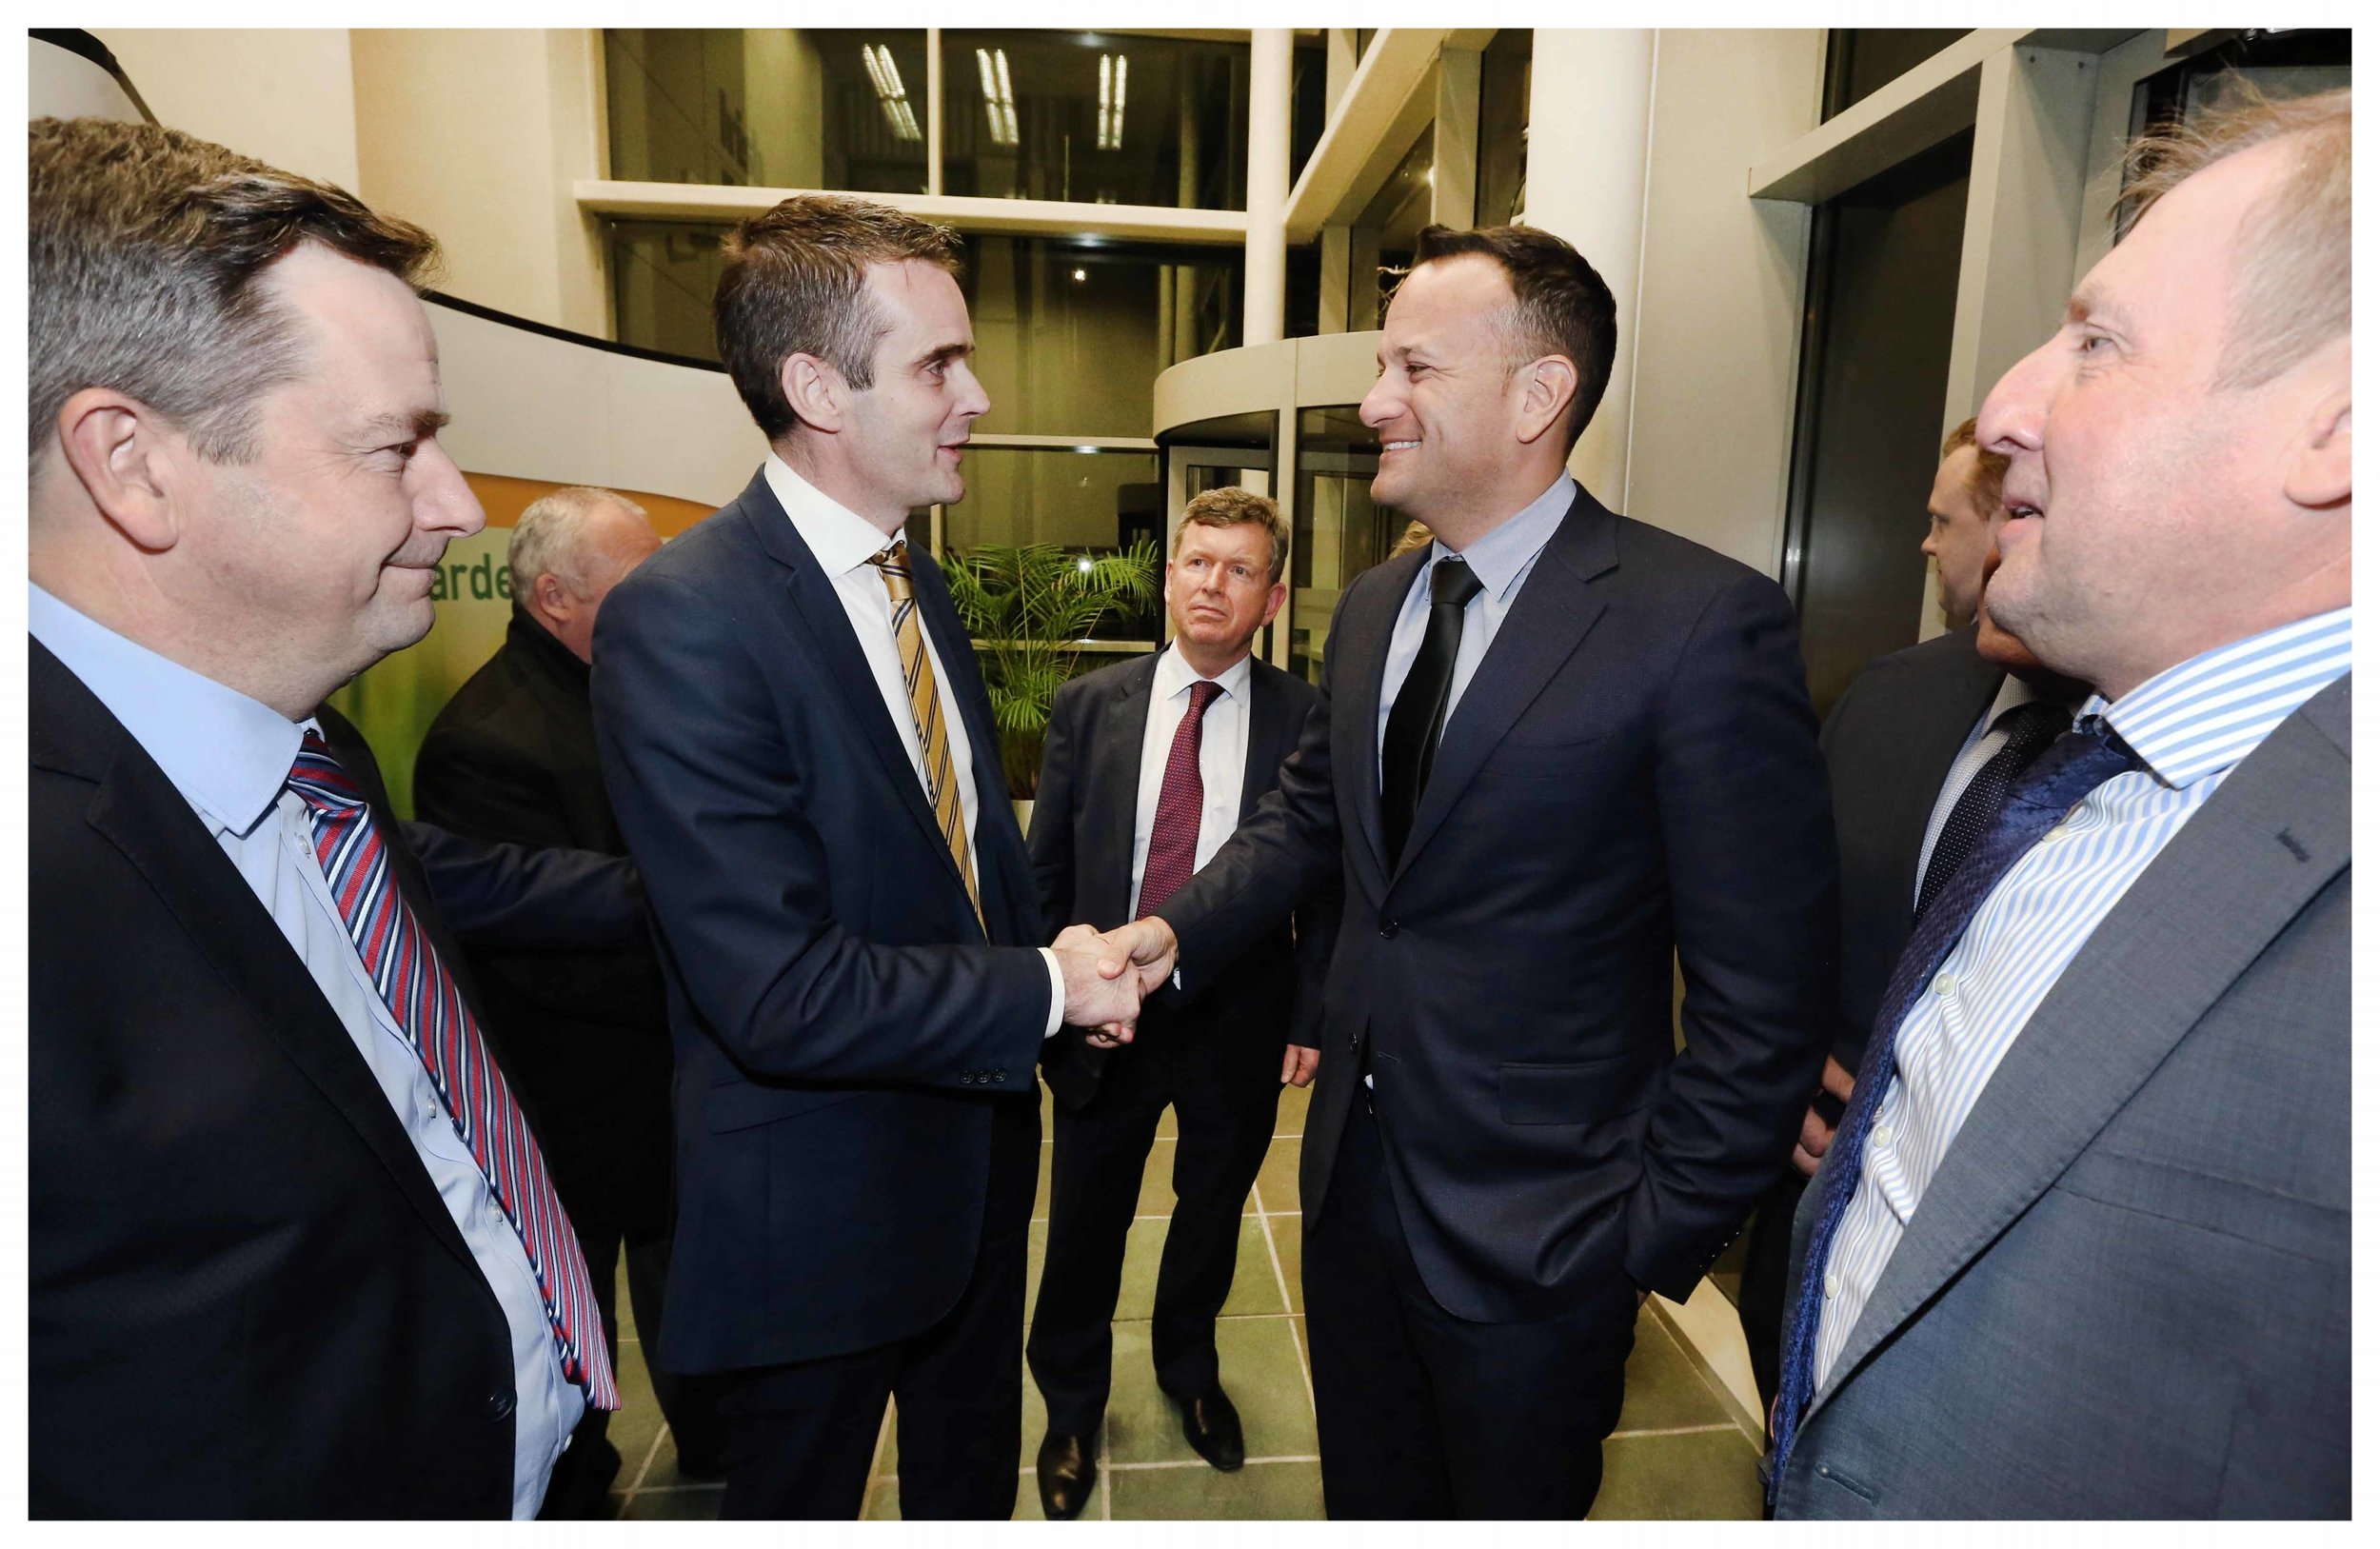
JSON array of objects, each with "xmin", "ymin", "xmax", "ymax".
[
  {"xmin": 764, "ymin": 451, "xmax": 905, "ymax": 578},
  {"xmin": 2087, "ymin": 606, "xmax": 2353, "ymax": 789},
  {"xmin": 1428, "ymin": 471, "xmax": 1577, "ymax": 605},
  {"xmin": 1154, "ymin": 640, "xmax": 1253, "ymax": 704},
  {"xmin": 28, "ymin": 582, "xmax": 305, "ymax": 837}
]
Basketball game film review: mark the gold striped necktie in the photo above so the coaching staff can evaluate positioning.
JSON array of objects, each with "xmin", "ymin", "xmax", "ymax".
[{"xmin": 866, "ymin": 538, "xmax": 983, "ymax": 928}]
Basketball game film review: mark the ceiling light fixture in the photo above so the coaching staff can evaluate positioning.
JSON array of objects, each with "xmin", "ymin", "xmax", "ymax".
[
  {"xmin": 862, "ymin": 45, "xmax": 922, "ymax": 142},
  {"xmin": 975, "ymin": 47, "xmax": 1019, "ymax": 148},
  {"xmin": 1097, "ymin": 53, "xmax": 1128, "ymax": 150}
]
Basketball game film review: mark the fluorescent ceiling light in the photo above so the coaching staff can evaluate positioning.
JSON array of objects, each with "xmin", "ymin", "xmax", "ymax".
[
  {"xmin": 862, "ymin": 45, "xmax": 922, "ymax": 142},
  {"xmin": 1097, "ymin": 53, "xmax": 1127, "ymax": 150},
  {"xmin": 976, "ymin": 47, "xmax": 1018, "ymax": 148}
]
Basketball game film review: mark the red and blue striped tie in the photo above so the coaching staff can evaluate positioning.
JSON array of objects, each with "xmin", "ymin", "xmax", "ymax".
[{"xmin": 288, "ymin": 730, "xmax": 618, "ymax": 1412}]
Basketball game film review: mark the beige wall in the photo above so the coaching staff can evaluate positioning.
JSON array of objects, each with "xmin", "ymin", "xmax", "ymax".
[
  {"xmin": 1623, "ymin": 29, "xmax": 1827, "ymax": 575},
  {"xmin": 351, "ymin": 30, "xmax": 608, "ymax": 335},
  {"xmin": 93, "ymin": 29, "xmax": 360, "ymax": 189}
]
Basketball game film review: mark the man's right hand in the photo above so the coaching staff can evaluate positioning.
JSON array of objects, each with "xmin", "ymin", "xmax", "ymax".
[
  {"xmin": 1053, "ymin": 935, "xmax": 1143, "ymax": 1043},
  {"xmin": 1095, "ymin": 915, "xmax": 1179, "ymax": 995},
  {"xmin": 1790, "ymin": 1057, "xmax": 1856, "ymax": 1177}
]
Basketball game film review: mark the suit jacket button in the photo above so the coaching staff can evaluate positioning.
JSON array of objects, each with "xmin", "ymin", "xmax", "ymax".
[
  {"xmin": 994, "ymin": 1069, "xmax": 1008, "ymax": 1082},
  {"xmin": 486, "ymin": 1386, "xmax": 516, "ymax": 1421},
  {"xmin": 1378, "ymin": 919, "xmax": 1399, "ymax": 939}
]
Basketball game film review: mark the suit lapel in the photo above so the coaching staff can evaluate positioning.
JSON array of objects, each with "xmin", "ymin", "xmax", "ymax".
[
  {"xmin": 1090, "ymin": 655, "xmax": 1160, "ymax": 928},
  {"xmin": 1338, "ymin": 548, "xmax": 1426, "ymax": 885},
  {"xmin": 1395, "ymin": 492, "xmax": 1618, "ymax": 880},
  {"xmin": 42, "ymin": 660, "xmax": 483, "ymax": 1281},
  {"xmin": 740, "ymin": 487, "xmax": 979, "ymax": 916},
  {"xmin": 1240, "ymin": 661, "xmax": 1293, "ymax": 821},
  {"xmin": 1813, "ymin": 682, "xmax": 2352, "ymax": 1412},
  {"xmin": 1876, "ymin": 631, "xmax": 2009, "ymax": 911}
]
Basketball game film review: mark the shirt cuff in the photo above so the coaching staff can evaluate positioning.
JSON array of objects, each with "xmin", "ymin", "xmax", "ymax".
[{"xmin": 1039, "ymin": 947, "xmax": 1065, "ymax": 1039}]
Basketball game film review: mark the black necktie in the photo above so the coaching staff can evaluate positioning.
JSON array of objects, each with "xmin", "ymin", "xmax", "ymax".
[
  {"xmin": 1381, "ymin": 557, "xmax": 1483, "ymax": 868},
  {"xmin": 1914, "ymin": 698, "xmax": 2073, "ymax": 921}
]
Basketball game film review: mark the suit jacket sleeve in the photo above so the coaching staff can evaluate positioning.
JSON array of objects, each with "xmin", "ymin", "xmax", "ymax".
[
  {"xmin": 398, "ymin": 821, "xmax": 645, "ymax": 950},
  {"xmin": 1625, "ymin": 570, "xmax": 1839, "ymax": 1300},
  {"xmin": 591, "ymin": 568, "xmax": 1050, "ymax": 1089},
  {"xmin": 1026, "ymin": 675, "xmax": 1085, "ymax": 941},
  {"xmin": 1154, "ymin": 592, "xmax": 1355, "ymax": 998}
]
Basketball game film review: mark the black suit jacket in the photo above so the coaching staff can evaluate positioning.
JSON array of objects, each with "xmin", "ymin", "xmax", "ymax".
[
  {"xmin": 590, "ymin": 468, "xmax": 1054, "ymax": 1374},
  {"xmin": 415, "ymin": 606, "xmax": 673, "ymax": 1236},
  {"xmin": 1817, "ymin": 626, "xmax": 2005, "ymax": 1070},
  {"xmin": 30, "ymin": 642, "xmax": 517, "ymax": 1518},
  {"xmin": 1154, "ymin": 488, "xmax": 1838, "ymax": 1319},
  {"xmin": 1027, "ymin": 648, "xmax": 1329, "ymax": 1113}
]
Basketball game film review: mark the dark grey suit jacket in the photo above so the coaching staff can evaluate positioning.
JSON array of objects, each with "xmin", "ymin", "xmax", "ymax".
[{"xmin": 1776, "ymin": 674, "xmax": 2350, "ymax": 1519}]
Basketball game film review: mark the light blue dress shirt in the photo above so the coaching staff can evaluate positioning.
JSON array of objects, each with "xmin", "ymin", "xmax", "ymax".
[
  {"xmin": 1376, "ymin": 472, "xmax": 1577, "ymax": 771},
  {"xmin": 1813, "ymin": 606, "xmax": 2353, "ymax": 1391},
  {"xmin": 30, "ymin": 583, "xmax": 582, "ymax": 1519}
]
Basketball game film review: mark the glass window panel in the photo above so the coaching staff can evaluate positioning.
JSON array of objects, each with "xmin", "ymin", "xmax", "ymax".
[
  {"xmin": 1476, "ymin": 30, "xmax": 1533, "ymax": 228},
  {"xmin": 940, "ymin": 30, "xmax": 1248, "ymax": 209},
  {"xmin": 605, "ymin": 29, "xmax": 928, "ymax": 193},
  {"xmin": 941, "ymin": 447, "xmax": 1163, "ymax": 643},
  {"xmin": 1292, "ymin": 407, "xmax": 1398, "ymax": 685},
  {"xmin": 961, "ymin": 235, "xmax": 1240, "ymax": 436},
  {"xmin": 609, "ymin": 219, "xmax": 729, "ymax": 363},
  {"xmin": 604, "ymin": 227, "xmax": 1241, "ymax": 433}
]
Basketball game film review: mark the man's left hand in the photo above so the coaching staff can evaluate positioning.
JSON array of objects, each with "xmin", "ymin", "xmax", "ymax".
[{"xmin": 1281, "ymin": 1043, "xmax": 1319, "ymax": 1087}]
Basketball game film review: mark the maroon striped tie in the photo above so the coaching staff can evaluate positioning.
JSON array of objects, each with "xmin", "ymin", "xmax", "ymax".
[
  {"xmin": 1137, "ymin": 679, "xmax": 1223, "ymax": 916},
  {"xmin": 288, "ymin": 731, "xmax": 618, "ymax": 1411}
]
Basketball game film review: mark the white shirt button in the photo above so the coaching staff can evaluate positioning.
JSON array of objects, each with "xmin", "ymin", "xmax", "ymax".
[
  {"xmin": 1824, "ymin": 1274, "xmax": 1841, "ymax": 1299},
  {"xmin": 1934, "ymin": 972, "xmax": 1956, "ymax": 996},
  {"xmin": 1874, "ymin": 1124, "xmax": 1894, "ymax": 1147}
]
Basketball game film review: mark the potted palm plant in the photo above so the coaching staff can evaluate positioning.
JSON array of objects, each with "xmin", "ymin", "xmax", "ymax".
[{"xmin": 941, "ymin": 540, "xmax": 1161, "ymax": 824}]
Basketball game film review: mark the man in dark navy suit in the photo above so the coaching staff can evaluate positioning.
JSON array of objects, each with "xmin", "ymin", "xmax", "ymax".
[
  {"xmin": 1087, "ymin": 224, "xmax": 1838, "ymax": 1518},
  {"xmin": 590, "ymin": 194, "xmax": 1143, "ymax": 1520},
  {"xmin": 1024, "ymin": 487, "xmax": 1330, "ymax": 1518}
]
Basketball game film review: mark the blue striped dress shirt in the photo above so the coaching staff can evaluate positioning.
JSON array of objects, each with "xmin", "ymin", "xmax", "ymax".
[{"xmin": 1813, "ymin": 606, "xmax": 2353, "ymax": 1390}]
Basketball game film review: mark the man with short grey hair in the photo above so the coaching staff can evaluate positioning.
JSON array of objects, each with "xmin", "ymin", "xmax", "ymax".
[{"xmin": 415, "ymin": 486, "xmax": 709, "ymax": 1513}]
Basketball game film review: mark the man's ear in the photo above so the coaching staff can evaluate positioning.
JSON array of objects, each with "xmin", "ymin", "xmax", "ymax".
[
  {"xmin": 1514, "ymin": 354, "xmax": 1579, "ymax": 448},
  {"xmin": 2283, "ymin": 387, "xmax": 2350, "ymax": 511},
  {"xmin": 779, "ymin": 352, "xmax": 846, "ymax": 434},
  {"xmin": 532, "ymin": 570, "xmax": 575, "ymax": 622},
  {"xmin": 52, "ymin": 387, "xmax": 187, "ymax": 552}
]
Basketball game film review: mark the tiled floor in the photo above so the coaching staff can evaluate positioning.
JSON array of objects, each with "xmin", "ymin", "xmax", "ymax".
[{"xmin": 605, "ymin": 1081, "xmax": 1766, "ymax": 1520}]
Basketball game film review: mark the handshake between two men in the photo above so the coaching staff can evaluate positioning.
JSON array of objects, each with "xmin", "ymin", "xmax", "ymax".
[{"xmin": 1048, "ymin": 916, "xmax": 1316, "ymax": 1085}]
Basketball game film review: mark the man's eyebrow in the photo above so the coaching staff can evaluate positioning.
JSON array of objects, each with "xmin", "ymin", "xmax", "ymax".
[
  {"xmin": 2065, "ymin": 286, "xmax": 2131, "ymax": 332},
  {"xmin": 917, "ymin": 340, "xmax": 974, "ymax": 367},
  {"xmin": 354, "ymin": 407, "xmax": 451, "ymax": 442}
]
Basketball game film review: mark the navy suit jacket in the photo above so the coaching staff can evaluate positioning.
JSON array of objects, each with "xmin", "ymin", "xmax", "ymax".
[
  {"xmin": 1155, "ymin": 487, "xmax": 1839, "ymax": 1319},
  {"xmin": 590, "ymin": 468, "xmax": 1052, "ymax": 1374}
]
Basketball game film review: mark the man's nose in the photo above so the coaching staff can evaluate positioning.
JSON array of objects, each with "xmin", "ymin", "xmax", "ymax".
[
  {"xmin": 1976, "ymin": 339, "xmax": 2055, "ymax": 455},
  {"xmin": 413, "ymin": 441, "xmax": 486, "ymax": 539}
]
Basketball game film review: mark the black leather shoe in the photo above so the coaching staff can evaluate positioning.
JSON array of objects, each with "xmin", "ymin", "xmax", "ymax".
[
  {"xmin": 1036, "ymin": 1430, "xmax": 1098, "ymax": 1520},
  {"xmin": 1178, "ymin": 1389, "xmax": 1245, "ymax": 1472}
]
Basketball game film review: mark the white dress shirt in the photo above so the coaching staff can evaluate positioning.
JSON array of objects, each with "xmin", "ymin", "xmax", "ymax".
[
  {"xmin": 1814, "ymin": 606, "xmax": 2353, "ymax": 1390},
  {"xmin": 1377, "ymin": 471, "xmax": 1576, "ymax": 769},
  {"xmin": 1127, "ymin": 643, "xmax": 1254, "ymax": 919},
  {"xmin": 763, "ymin": 455, "xmax": 1065, "ymax": 1035},
  {"xmin": 1911, "ymin": 672, "xmax": 2048, "ymax": 907},
  {"xmin": 29, "ymin": 583, "xmax": 581, "ymax": 1519}
]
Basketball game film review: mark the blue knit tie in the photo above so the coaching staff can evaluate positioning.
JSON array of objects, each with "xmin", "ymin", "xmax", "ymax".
[{"xmin": 1769, "ymin": 717, "xmax": 2139, "ymax": 1504}]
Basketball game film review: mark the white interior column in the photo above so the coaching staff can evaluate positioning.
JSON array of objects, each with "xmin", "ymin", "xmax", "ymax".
[
  {"xmin": 1521, "ymin": 29, "xmax": 1655, "ymax": 508},
  {"xmin": 1243, "ymin": 28, "xmax": 1293, "ymax": 347}
]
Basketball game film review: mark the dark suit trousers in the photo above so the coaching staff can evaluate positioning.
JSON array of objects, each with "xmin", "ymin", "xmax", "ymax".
[
  {"xmin": 1305, "ymin": 1099, "xmax": 1636, "ymax": 1519},
  {"xmin": 1027, "ymin": 1028, "xmax": 1278, "ymax": 1434},
  {"xmin": 717, "ymin": 1098, "xmax": 1039, "ymax": 1520}
]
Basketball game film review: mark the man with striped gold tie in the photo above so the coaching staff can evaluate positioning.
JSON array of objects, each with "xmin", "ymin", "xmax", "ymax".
[
  {"xmin": 590, "ymin": 194, "xmax": 1147, "ymax": 1519},
  {"xmin": 1771, "ymin": 88, "xmax": 2350, "ymax": 1518}
]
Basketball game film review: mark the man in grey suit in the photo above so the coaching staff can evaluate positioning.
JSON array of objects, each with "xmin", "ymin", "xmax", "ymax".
[{"xmin": 1772, "ymin": 88, "xmax": 2350, "ymax": 1519}]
